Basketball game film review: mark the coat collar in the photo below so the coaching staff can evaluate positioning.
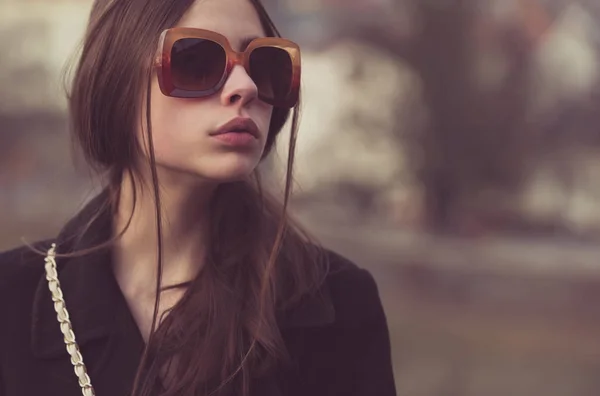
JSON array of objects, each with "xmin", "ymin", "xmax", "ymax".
[{"xmin": 30, "ymin": 188, "xmax": 335, "ymax": 359}]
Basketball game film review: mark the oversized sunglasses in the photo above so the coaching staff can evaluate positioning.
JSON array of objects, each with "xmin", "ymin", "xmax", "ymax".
[{"xmin": 155, "ymin": 27, "xmax": 301, "ymax": 108}]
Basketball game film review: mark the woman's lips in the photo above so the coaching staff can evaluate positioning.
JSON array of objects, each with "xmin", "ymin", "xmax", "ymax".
[
  {"xmin": 211, "ymin": 117, "xmax": 259, "ymax": 138},
  {"xmin": 211, "ymin": 131, "xmax": 256, "ymax": 146}
]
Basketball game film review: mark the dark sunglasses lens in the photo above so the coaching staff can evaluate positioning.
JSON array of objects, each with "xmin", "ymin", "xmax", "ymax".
[
  {"xmin": 171, "ymin": 38, "xmax": 226, "ymax": 92},
  {"xmin": 249, "ymin": 46, "xmax": 293, "ymax": 104}
]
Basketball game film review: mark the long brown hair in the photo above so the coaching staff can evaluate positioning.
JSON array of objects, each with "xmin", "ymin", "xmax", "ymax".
[{"xmin": 65, "ymin": 0, "xmax": 327, "ymax": 395}]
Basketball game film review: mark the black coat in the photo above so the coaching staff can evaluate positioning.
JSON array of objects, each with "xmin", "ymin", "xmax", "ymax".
[{"xmin": 0, "ymin": 192, "xmax": 396, "ymax": 396}]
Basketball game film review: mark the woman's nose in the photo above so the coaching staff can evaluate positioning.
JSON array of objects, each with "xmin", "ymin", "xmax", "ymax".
[{"xmin": 220, "ymin": 65, "xmax": 259, "ymax": 107}]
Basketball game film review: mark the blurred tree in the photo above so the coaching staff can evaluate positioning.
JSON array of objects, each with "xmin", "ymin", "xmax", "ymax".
[
  {"xmin": 332, "ymin": 0, "xmax": 557, "ymax": 234},
  {"xmin": 411, "ymin": 0, "xmax": 541, "ymax": 233}
]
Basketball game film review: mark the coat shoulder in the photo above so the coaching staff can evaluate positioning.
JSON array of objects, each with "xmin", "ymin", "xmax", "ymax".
[
  {"xmin": 0, "ymin": 241, "xmax": 51, "ymax": 362},
  {"xmin": 322, "ymin": 249, "xmax": 385, "ymax": 327},
  {"xmin": 286, "ymin": 249, "xmax": 397, "ymax": 396},
  {"xmin": 0, "ymin": 241, "xmax": 51, "ymax": 298}
]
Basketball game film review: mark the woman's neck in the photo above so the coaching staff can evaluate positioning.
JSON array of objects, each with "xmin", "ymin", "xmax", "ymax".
[{"xmin": 111, "ymin": 170, "xmax": 216, "ymax": 301}]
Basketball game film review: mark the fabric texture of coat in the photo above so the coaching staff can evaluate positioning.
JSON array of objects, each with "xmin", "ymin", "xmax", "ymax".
[{"xmin": 0, "ymin": 191, "xmax": 396, "ymax": 396}]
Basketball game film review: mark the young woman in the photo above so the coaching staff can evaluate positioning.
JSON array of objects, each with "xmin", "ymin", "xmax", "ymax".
[{"xmin": 0, "ymin": 0, "xmax": 396, "ymax": 395}]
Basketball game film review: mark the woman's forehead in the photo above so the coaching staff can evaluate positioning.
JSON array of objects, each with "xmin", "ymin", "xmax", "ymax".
[{"xmin": 177, "ymin": 0, "xmax": 265, "ymax": 48}]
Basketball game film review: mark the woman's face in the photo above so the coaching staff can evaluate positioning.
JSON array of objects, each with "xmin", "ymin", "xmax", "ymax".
[{"xmin": 141, "ymin": 0, "xmax": 273, "ymax": 185}]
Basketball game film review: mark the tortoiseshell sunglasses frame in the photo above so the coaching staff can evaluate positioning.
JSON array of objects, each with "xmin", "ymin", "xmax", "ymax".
[{"xmin": 154, "ymin": 27, "xmax": 301, "ymax": 108}]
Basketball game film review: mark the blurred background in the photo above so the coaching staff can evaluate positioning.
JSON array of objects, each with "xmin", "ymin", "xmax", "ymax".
[{"xmin": 3, "ymin": 0, "xmax": 600, "ymax": 394}]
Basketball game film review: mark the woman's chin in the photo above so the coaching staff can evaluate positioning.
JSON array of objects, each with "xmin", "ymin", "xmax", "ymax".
[
  {"xmin": 154, "ymin": 158, "xmax": 258, "ymax": 187},
  {"xmin": 197, "ymin": 159, "xmax": 260, "ymax": 183}
]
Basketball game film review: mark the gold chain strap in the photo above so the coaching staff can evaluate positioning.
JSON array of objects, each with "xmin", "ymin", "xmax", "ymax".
[{"xmin": 44, "ymin": 243, "xmax": 96, "ymax": 396}]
